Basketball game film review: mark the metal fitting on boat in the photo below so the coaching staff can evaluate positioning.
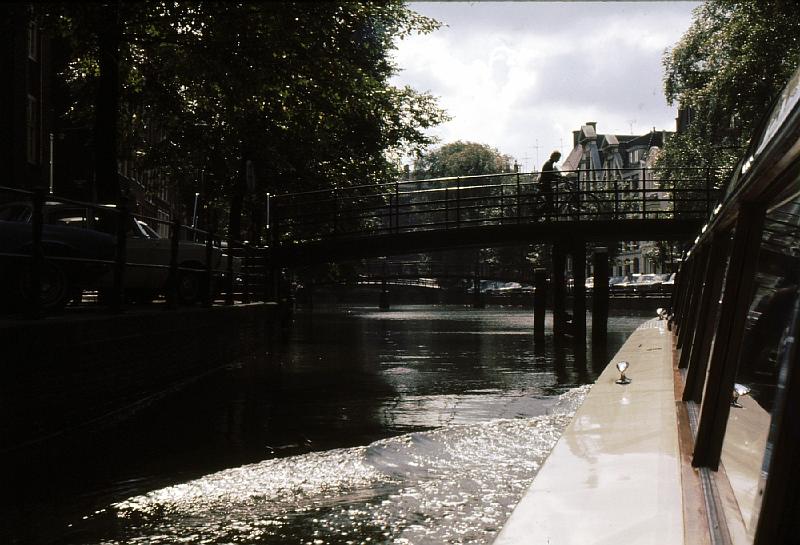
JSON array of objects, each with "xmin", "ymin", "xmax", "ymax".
[
  {"xmin": 731, "ymin": 383, "xmax": 751, "ymax": 408},
  {"xmin": 615, "ymin": 361, "xmax": 631, "ymax": 385}
]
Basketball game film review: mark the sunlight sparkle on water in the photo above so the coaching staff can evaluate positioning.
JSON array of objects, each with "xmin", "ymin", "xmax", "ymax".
[{"xmin": 100, "ymin": 387, "xmax": 589, "ymax": 544}]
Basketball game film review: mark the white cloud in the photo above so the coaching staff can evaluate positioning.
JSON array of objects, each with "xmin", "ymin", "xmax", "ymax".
[{"xmin": 391, "ymin": 1, "xmax": 700, "ymax": 171}]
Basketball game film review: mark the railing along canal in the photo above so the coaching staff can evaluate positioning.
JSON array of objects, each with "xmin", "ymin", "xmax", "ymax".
[
  {"xmin": 271, "ymin": 167, "xmax": 721, "ymax": 243},
  {"xmin": 0, "ymin": 185, "xmax": 270, "ymax": 318}
]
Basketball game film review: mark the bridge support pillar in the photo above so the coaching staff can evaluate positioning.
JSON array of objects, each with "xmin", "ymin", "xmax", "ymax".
[
  {"xmin": 592, "ymin": 247, "xmax": 609, "ymax": 349},
  {"xmin": 472, "ymin": 276, "xmax": 485, "ymax": 309},
  {"xmin": 533, "ymin": 268, "xmax": 547, "ymax": 342},
  {"xmin": 267, "ymin": 267, "xmax": 280, "ymax": 302},
  {"xmin": 379, "ymin": 277, "xmax": 390, "ymax": 310},
  {"xmin": 572, "ymin": 239, "xmax": 587, "ymax": 343},
  {"xmin": 552, "ymin": 241, "xmax": 567, "ymax": 336},
  {"xmin": 472, "ymin": 257, "xmax": 485, "ymax": 309}
]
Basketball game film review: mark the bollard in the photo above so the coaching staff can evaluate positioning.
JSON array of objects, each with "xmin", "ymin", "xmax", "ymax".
[
  {"xmin": 592, "ymin": 247, "xmax": 609, "ymax": 347},
  {"xmin": 533, "ymin": 268, "xmax": 547, "ymax": 342}
]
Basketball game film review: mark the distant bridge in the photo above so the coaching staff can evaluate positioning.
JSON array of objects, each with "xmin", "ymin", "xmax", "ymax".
[{"xmin": 269, "ymin": 168, "xmax": 718, "ymax": 266}]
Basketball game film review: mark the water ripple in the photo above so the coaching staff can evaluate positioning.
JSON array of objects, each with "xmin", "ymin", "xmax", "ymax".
[{"xmin": 89, "ymin": 386, "xmax": 589, "ymax": 545}]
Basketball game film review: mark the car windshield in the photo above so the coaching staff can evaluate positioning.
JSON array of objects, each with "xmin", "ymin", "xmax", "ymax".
[
  {"xmin": 0, "ymin": 203, "xmax": 32, "ymax": 222},
  {"xmin": 136, "ymin": 220, "xmax": 160, "ymax": 239}
]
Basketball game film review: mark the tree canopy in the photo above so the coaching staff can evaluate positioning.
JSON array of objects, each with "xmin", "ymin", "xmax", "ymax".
[
  {"xmin": 661, "ymin": 0, "xmax": 800, "ymax": 178},
  {"xmin": 412, "ymin": 141, "xmax": 515, "ymax": 179},
  {"xmin": 41, "ymin": 1, "xmax": 447, "ymax": 240}
]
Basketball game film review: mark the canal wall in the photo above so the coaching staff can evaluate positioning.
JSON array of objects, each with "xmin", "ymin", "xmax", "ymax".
[{"xmin": 1, "ymin": 302, "xmax": 282, "ymax": 454}]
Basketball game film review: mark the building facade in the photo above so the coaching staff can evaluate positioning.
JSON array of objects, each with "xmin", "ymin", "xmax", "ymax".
[
  {"xmin": 0, "ymin": 4, "xmax": 53, "ymax": 192},
  {"xmin": 560, "ymin": 122, "xmax": 675, "ymax": 276}
]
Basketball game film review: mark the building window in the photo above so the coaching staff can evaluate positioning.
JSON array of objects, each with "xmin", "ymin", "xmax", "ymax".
[
  {"xmin": 27, "ymin": 22, "xmax": 38, "ymax": 61},
  {"xmin": 633, "ymin": 258, "xmax": 640, "ymax": 274},
  {"xmin": 26, "ymin": 95, "xmax": 38, "ymax": 164}
]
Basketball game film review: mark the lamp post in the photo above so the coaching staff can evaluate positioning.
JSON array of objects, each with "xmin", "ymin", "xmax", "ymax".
[{"xmin": 192, "ymin": 192, "xmax": 200, "ymax": 228}]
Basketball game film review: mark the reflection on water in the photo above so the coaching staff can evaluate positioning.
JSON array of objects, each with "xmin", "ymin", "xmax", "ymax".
[{"xmin": 6, "ymin": 305, "xmax": 646, "ymax": 545}]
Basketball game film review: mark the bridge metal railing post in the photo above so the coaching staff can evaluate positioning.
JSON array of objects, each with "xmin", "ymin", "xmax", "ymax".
[
  {"xmin": 444, "ymin": 183, "xmax": 449, "ymax": 229},
  {"xmin": 203, "ymin": 224, "xmax": 214, "ymax": 308},
  {"xmin": 28, "ymin": 186, "xmax": 44, "ymax": 319},
  {"xmin": 456, "ymin": 177, "xmax": 461, "ymax": 228},
  {"xmin": 224, "ymin": 235, "xmax": 235, "ymax": 306},
  {"xmin": 642, "ymin": 167, "xmax": 647, "ymax": 220},
  {"xmin": 516, "ymin": 171, "xmax": 521, "ymax": 223},
  {"xmin": 499, "ymin": 179, "xmax": 505, "ymax": 225},
  {"xmin": 332, "ymin": 187, "xmax": 338, "ymax": 236},
  {"xmin": 166, "ymin": 213, "xmax": 180, "ymax": 310},
  {"xmin": 243, "ymin": 244, "xmax": 251, "ymax": 304},
  {"xmin": 111, "ymin": 192, "xmax": 129, "ymax": 313},
  {"xmin": 705, "ymin": 167, "xmax": 712, "ymax": 217},
  {"xmin": 394, "ymin": 180, "xmax": 400, "ymax": 233},
  {"xmin": 614, "ymin": 178, "xmax": 620, "ymax": 219}
]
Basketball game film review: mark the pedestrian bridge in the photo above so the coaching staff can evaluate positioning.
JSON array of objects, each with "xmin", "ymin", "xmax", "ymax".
[{"xmin": 270, "ymin": 168, "xmax": 719, "ymax": 265}]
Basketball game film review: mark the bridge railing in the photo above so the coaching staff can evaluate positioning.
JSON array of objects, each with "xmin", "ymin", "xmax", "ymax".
[{"xmin": 272, "ymin": 167, "xmax": 720, "ymax": 243}]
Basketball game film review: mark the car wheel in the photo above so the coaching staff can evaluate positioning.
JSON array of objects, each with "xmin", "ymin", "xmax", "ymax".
[
  {"xmin": 177, "ymin": 270, "xmax": 202, "ymax": 304},
  {"xmin": 19, "ymin": 261, "xmax": 71, "ymax": 311}
]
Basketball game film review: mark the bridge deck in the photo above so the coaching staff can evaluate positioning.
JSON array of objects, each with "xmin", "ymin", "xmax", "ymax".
[
  {"xmin": 274, "ymin": 218, "xmax": 704, "ymax": 265},
  {"xmin": 270, "ymin": 169, "xmax": 716, "ymax": 265}
]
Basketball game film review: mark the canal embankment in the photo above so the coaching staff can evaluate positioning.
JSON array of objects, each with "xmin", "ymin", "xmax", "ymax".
[{"xmin": 1, "ymin": 302, "xmax": 283, "ymax": 455}]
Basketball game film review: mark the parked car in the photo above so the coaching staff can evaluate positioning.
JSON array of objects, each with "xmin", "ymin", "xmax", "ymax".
[
  {"xmin": 609, "ymin": 275, "xmax": 632, "ymax": 291},
  {"xmin": 631, "ymin": 274, "xmax": 659, "ymax": 293},
  {"xmin": 0, "ymin": 201, "xmax": 238, "ymax": 305},
  {"xmin": 0, "ymin": 202, "xmax": 116, "ymax": 311}
]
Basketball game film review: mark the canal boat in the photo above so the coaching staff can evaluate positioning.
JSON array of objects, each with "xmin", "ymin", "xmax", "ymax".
[{"xmin": 495, "ymin": 63, "xmax": 800, "ymax": 545}]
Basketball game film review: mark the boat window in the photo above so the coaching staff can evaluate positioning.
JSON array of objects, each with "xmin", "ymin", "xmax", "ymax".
[
  {"xmin": 720, "ymin": 195, "xmax": 800, "ymax": 540},
  {"xmin": 691, "ymin": 229, "xmax": 736, "ymax": 406}
]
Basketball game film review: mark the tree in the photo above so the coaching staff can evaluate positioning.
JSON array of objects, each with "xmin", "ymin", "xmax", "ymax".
[
  {"xmin": 413, "ymin": 141, "xmax": 514, "ymax": 178},
  {"xmin": 411, "ymin": 141, "xmax": 539, "ymax": 283},
  {"xmin": 40, "ymin": 1, "xmax": 448, "ymax": 242},
  {"xmin": 661, "ymin": 0, "xmax": 800, "ymax": 180}
]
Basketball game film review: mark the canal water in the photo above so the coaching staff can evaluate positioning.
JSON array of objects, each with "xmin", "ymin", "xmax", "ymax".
[{"xmin": 6, "ymin": 306, "xmax": 648, "ymax": 545}]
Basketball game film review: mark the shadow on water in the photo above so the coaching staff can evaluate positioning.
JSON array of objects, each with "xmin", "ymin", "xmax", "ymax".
[{"xmin": 3, "ymin": 305, "xmax": 651, "ymax": 545}]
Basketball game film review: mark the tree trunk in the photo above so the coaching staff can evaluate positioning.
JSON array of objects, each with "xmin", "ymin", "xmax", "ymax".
[
  {"xmin": 92, "ymin": 2, "xmax": 122, "ymax": 203},
  {"xmin": 228, "ymin": 148, "xmax": 248, "ymax": 242}
]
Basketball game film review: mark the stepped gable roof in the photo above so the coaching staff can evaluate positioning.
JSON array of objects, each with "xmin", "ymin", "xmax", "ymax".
[
  {"xmin": 561, "ymin": 145, "xmax": 583, "ymax": 171},
  {"xmin": 601, "ymin": 134, "xmax": 619, "ymax": 148}
]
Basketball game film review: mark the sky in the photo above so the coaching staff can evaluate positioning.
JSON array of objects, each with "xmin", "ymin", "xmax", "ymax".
[{"xmin": 390, "ymin": 1, "xmax": 701, "ymax": 172}]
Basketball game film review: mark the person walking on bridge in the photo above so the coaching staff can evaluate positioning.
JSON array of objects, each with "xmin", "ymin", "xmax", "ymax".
[{"xmin": 539, "ymin": 150, "xmax": 562, "ymax": 218}]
